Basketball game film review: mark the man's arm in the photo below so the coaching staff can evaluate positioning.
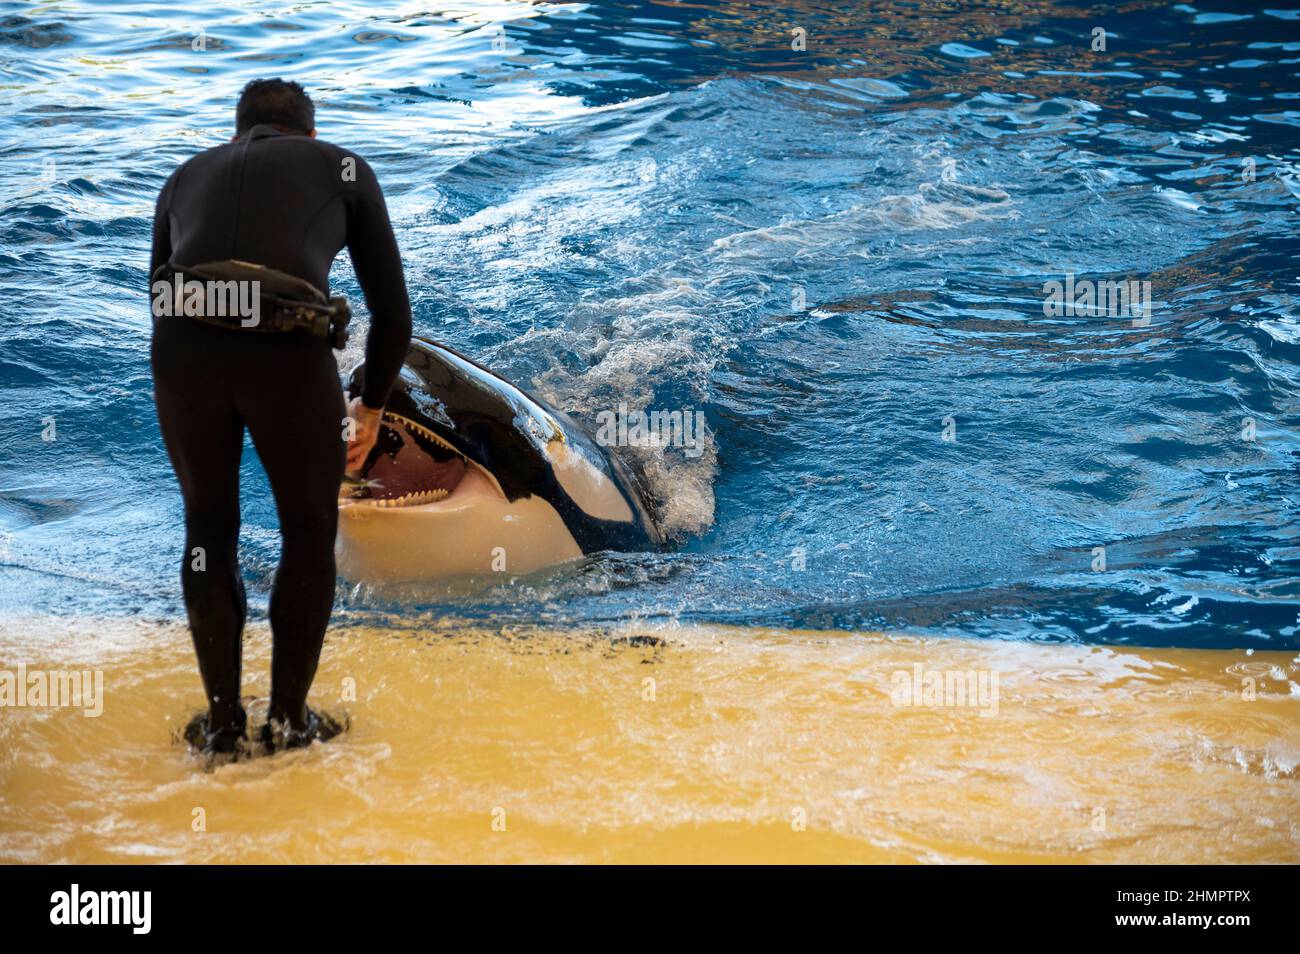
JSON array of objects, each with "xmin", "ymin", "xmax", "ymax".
[
  {"xmin": 344, "ymin": 155, "xmax": 413, "ymax": 411},
  {"xmin": 149, "ymin": 169, "xmax": 177, "ymax": 282}
]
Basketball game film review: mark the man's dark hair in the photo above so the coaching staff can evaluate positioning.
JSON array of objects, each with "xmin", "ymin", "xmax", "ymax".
[{"xmin": 235, "ymin": 78, "xmax": 315, "ymax": 135}]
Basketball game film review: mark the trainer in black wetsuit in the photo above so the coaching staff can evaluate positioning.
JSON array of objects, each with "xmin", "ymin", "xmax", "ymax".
[{"xmin": 149, "ymin": 79, "xmax": 411, "ymax": 754}]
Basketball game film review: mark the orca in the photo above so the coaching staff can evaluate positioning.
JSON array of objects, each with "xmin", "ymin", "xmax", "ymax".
[{"xmin": 337, "ymin": 338, "xmax": 661, "ymax": 582}]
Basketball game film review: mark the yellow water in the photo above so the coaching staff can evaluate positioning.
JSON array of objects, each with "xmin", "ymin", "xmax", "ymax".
[{"xmin": 1, "ymin": 616, "xmax": 1297, "ymax": 864}]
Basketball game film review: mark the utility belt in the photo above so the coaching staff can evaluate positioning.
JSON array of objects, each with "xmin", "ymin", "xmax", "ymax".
[{"xmin": 151, "ymin": 260, "xmax": 351, "ymax": 350}]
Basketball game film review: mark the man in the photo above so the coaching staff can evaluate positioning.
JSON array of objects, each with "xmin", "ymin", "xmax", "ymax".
[{"xmin": 149, "ymin": 79, "xmax": 411, "ymax": 756}]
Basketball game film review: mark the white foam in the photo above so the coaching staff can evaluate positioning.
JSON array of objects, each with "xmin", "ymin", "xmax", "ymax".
[
  {"xmin": 531, "ymin": 279, "xmax": 723, "ymax": 538},
  {"xmin": 710, "ymin": 148, "xmax": 1014, "ymax": 262}
]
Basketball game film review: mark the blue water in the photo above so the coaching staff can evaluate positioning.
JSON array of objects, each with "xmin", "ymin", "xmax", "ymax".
[{"xmin": 2, "ymin": 1, "xmax": 1299, "ymax": 649}]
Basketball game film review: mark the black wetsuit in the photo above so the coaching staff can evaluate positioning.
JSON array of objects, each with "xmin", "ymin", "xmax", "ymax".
[{"xmin": 149, "ymin": 123, "xmax": 411, "ymax": 738}]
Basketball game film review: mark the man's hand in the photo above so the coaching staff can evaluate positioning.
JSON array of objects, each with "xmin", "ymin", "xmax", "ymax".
[{"xmin": 345, "ymin": 397, "xmax": 383, "ymax": 477}]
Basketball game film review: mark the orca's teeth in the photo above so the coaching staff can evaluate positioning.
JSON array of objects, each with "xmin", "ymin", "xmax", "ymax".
[
  {"xmin": 383, "ymin": 412, "xmax": 453, "ymax": 449},
  {"xmin": 402, "ymin": 488, "xmax": 450, "ymax": 505},
  {"xmin": 365, "ymin": 487, "xmax": 452, "ymax": 508}
]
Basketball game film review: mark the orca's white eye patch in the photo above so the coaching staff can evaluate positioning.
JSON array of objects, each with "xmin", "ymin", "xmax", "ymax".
[{"xmin": 545, "ymin": 439, "xmax": 633, "ymax": 523}]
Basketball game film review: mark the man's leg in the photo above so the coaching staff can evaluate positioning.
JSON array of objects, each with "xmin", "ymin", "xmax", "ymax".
[
  {"xmin": 151, "ymin": 319, "xmax": 248, "ymax": 740},
  {"xmin": 237, "ymin": 335, "xmax": 346, "ymax": 734}
]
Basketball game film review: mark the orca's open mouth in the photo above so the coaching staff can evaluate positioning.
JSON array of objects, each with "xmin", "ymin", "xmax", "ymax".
[{"xmin": 342, "ymin": 412, "xmax": 468, "ymax": 508}]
